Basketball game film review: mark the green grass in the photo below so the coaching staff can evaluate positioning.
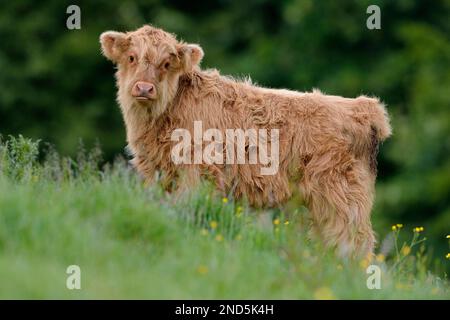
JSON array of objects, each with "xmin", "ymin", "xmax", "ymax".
[{"xmin": 0, "ymin": 135, "xmax": 448, "ymax": 299}]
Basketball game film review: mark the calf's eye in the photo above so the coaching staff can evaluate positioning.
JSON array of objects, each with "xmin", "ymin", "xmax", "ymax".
[
  {"xmin": 164, "ymin": 61, "xmax": 170, "ymax": 69},
  {"xmin": 128, "ymin": 55, "xmax": 135, "ymax": 63}
]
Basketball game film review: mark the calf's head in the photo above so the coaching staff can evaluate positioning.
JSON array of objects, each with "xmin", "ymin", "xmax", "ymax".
[{"xmin": 100, "ymin": 25, "xmax": 204, "ymax": 117}]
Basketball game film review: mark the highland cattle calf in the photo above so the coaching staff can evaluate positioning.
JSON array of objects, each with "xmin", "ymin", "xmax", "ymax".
[{"xmin": 100, "ymin": 25, "xmax": 391, "ymax": 258}]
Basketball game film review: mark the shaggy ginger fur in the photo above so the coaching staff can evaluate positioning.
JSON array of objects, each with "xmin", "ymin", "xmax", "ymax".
[{"xmin": 100, "ymin": 25, "xmax": 391, "ymax": 258}]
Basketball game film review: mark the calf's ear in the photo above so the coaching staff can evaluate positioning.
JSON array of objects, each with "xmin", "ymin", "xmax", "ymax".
[
  {"xmin": 100, "ymin": 31, "xmax": 128, "ymax": 63},
  {"xmin": 177, "ymin": 43, "xmax": 204, "ymax": 72}
]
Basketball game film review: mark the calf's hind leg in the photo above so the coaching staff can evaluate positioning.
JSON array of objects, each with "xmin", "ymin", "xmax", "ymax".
[{"xmin": 300, "ymin": 154, "xmax": 376, "ymax": 258}]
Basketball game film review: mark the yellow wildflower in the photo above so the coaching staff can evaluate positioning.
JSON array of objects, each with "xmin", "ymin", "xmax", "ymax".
[
  {"xmin": 215, "ymin": 234, "xmax": 224, "ymax": 242},
  {"xmin": 401, "ymin": 245, "xmax": 411, "ymax": 256},
  {"xmin": 395, "ymin": 283, "xmax": 409, "ymax": 290},
  {"xmin": 391, "ymin": 225, "xmax": 397, "ymax": 231},
  {"xmin": 273, "ymin": 218, "xmax": 280, "ymax": 225},
  {"xmin": 376, "ymin": 254, "xmax": 385, "ymax": 262},
  {"xmin": 360, "ymin": 259, "xmax": 370, "ymax": 269},
  {"xmin": 446, "ymin": 253, "xmax": 450, "ymax": 260},
  {"xmin": 209, "ymin": 220, "xmax": 218, "ymax": 230},
  {"xmin": 196, "ymin": 265, "xmax": 209, "ymax": 275},
  {"xmin": 396, "ymin": 224, "xmax": 403, "ymax": 229},
  {"xmin": 413, "ymin": 226, "xmax": 424, "ymax": 233},
  {"xmin": 446, "ymin": 235, "xmax": 450, "ymax": 239},
  {"xmin": 284, "ymin": 220, "xmax": 290, "ymax": 226},
  {"xmin": 222, "ymin": 197, "xmax": 228, "ymax": 204},
  {"xmin": 313, "ymin": 287, "xmax": 335, "ymax": 300}
]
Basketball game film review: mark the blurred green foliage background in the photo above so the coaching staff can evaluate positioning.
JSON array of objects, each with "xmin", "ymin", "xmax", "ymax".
[{"xmin": 0, "ymin": 0, "xmax": 449, "ymax": 258}]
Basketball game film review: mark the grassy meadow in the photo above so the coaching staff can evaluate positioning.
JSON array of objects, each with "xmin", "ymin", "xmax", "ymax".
[{"xmin": 0, "ymin": 135, "xmax": 448, "ymax": 299}]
